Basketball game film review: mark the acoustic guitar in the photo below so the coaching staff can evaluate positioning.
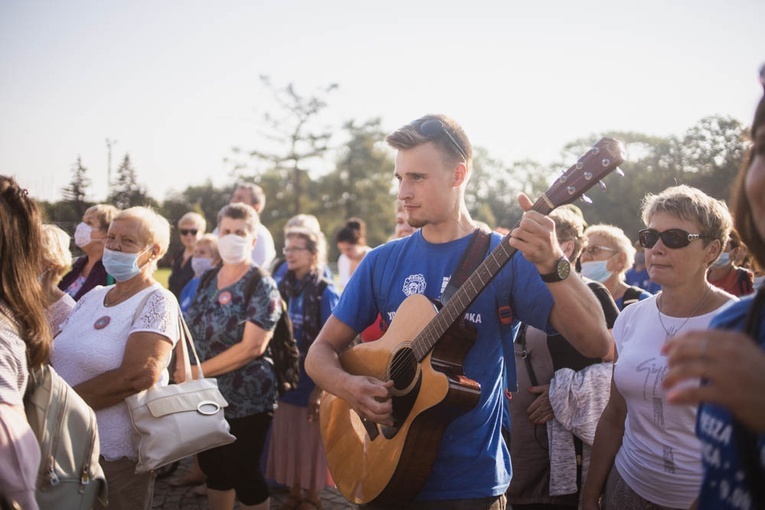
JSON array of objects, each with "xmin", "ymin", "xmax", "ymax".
[{"xmin": 319, "ymin": 137, "xmax": 626, "ymax": 504}]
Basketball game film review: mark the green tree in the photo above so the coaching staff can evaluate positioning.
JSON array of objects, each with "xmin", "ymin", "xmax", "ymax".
[
  {"xmin": 61, "ymin": 156, "xmax": 92, "ymax": 219},
  {"xmin": 317, "ymin": 118, "xmax": 396, "ymax": 253},
  {"xmin": 108, "ymin": 154, "xmax": 155, "ymax": 209},
  {"xmin": 230, "ymin": 75, "xmax": 338, "ymax": 215}
]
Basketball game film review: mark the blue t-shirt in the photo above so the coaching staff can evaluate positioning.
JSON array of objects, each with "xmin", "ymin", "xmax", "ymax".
[
  {"xmin": 179, "ymin": 276, "xmax": 200, "ymax": 316},
  {"xmin": 696, "ymin": 296, "xmax": 765, "ymax": 510},
  {"xmin": 278, "ymin": 278, "xmax": 340, "ymax": 407},
  {"xmin": 332, "ymin": 230, "xmax": 554, "ymax": 500},
  {"xmin": 624, "ymin": 267, "xmax": 661, "ymax": 294}
]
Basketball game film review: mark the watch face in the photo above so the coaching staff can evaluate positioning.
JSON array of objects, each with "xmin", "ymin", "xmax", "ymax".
[{"xmin": 557, "ymin": 258, "xmax": 571, "ymax": 279}]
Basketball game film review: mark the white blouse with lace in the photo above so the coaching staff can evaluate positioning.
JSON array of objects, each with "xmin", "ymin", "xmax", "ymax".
[
  {"xmin": 45, "ymin": 293, "xmax": 75, "ymax": 336},
  {"xmin": 51, "ymin": 284, "xmax": 180, "ymax": 461}
]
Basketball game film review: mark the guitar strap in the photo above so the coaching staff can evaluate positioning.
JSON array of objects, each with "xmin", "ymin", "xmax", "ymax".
[{"xmin": 441, "ymin": 227, "xmax": 492, "ymax": 305}]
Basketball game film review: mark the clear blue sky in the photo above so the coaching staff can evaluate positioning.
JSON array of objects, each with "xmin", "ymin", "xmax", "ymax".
[{"xmin": 1, "ymin": 0, "xmax": 763, "ymax": 202}]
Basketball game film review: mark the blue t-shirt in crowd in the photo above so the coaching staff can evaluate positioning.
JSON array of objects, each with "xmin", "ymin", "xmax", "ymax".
[
  {"xmin": 179, "ymin": 276, "xmax": 201, "ymax": 316},
  {"xmin": 696, "ymin": 295, "xmax": 765, "ymax": 509},
  {"xmin": 332, "ymin": 230, "xmax": 554, "ymax": 501},
  {"xmin": 624, "ymin": 266, "xmax": 661, "ymax": 294}
]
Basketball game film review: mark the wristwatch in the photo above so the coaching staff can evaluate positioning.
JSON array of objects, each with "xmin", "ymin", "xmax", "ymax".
[{"xmin": 540, "ymin": 257, "xmax": 571, "ymax": 283}]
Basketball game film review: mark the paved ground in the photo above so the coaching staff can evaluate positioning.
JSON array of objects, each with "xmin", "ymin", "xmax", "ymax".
[{"xmin": 152, "ymin": 457, "xmax": 357, "ymax": 509}]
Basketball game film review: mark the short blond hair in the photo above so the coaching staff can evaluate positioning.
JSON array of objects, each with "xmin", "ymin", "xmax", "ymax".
[
  {"xmin": 178, "ymin": 211, "xmax": 206, "ymax": 232},
  {"xmin": 85, "ymin": 203, "xmax": 119, "ymax": 231},
  {"xmin": 41, "ymin": 224, "xmax": 72, "ymax": 283},
  {"xmin": 112, "ymin": 207, "xmax": 171, "ymax": 271},
  {"xmin": 584, "ymin": 224, "xmax": 636, "ymax": 277},
  {"xmin": 195, "ymin": 234, "xmax": 219, "ymax": 263}
]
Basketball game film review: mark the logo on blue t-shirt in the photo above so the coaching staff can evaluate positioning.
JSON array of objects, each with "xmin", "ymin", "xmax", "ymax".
[{"xmin": 402, "ymin": 274, "xmax": 427, "ymax": 296}]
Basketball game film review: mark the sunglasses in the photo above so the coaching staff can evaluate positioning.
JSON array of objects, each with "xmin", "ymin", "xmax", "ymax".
[
  {"xmin": 180, "ymin": 229, "xmax": 199, "ymax": 236},
  {"xmin": 638, "ymin": 228, "xmax": 708, "ymax": 249},
  {"xmin": 418, "ymin": 119, "xmax": 467, "ymax": 161}
]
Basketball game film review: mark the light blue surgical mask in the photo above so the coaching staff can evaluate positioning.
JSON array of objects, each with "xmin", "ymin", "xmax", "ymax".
[
  {"xmin": 191, "ymin": 256, "xmax": 214, "ymax": 276},
  {"xmin": 711, "ymin": 251, "xmax": 731, "ymax": 268},
  {"xmin": 580, "ymin": 260, "xmax": 613, "ymax": 283},
  {"xmin": 102, "ymin": 247, "xmax": 150, "ymax": 282}
]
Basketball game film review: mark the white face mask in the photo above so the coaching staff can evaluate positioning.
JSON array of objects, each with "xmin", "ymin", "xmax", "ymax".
[
  {"xmin": 217, "ymin": 234, "xmax": 250, "ymax": 265},
  {"xmin": 74, "ymin": 222, "xmax": 94, "ymax": 248},
  {"xmin": 580, "ymin": 260, "xmax": 613, "ymax": 283},
  {"xmin": 191, "ymin": 256, "xmax": 214, "ymax": 276}
]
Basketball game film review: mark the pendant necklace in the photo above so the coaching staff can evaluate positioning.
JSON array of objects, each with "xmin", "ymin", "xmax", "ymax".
[{"xmin": 657, "ymin": 284, "xmax": 712, "ymax": 341}]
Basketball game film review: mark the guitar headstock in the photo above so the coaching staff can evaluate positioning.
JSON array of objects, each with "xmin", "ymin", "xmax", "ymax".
[{"xmin": 540, "ymin": 137, "xmax": 626, "ymax": 213}]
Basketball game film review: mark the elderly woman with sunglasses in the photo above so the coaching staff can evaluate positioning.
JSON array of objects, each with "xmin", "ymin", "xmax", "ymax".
[
  {"xmin": 663, "ymin": 83, "xmax": 765, "ymax": 509},
  {"xmin": 168, "ymin": 212, "xmax": 207, "ymax": 298},
  {"xmin": 580, "ymin": 224, "xmax": 651, "ymax": 310},
  {"xmin": 581, "ymin": 185, "xmax": 737, "ymax": 510}
]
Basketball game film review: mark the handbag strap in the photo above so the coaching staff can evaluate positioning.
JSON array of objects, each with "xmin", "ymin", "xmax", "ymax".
[
  {"xmin": 177, "ymin": 310, "xmax": 204, "ymax": 381},
  {"xmin": 130, "ymin": 287, "xmax": 204, "ymax": 381},
  {"xmin": 441, "ymin": 227, "xmax": 492, "ymax": 305}
]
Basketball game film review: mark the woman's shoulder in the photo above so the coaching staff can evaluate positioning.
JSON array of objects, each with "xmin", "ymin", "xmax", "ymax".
[{"xmin": 710, "ymin": 295, "xmax": 755, "ymax": 329}]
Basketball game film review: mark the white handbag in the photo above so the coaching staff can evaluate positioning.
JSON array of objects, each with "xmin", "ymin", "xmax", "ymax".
[{"xmin": 125, "ymin": 310, "xmax": 236, "ymax": 474}]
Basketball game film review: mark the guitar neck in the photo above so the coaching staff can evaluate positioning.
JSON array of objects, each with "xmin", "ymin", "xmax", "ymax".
[{"xmin": 410, "ymin": 196, "xmax": 554, "ymax": 361}]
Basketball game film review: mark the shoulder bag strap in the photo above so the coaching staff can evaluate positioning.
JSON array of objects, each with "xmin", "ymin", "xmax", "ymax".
[
  {"xmin": 441, "ymin": 228, "xmax": 492, "ymax": 305},
  {"xmin": 516, "ymin": 323, "xmax": 539, "ymax": 387}
]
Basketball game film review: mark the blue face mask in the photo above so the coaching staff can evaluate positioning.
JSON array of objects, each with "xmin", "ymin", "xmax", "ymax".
[
  {"xmin": 711, "ymin": 251, "xmax": 731, "ymax": 269},
  {"xmin": 102, "ymin": 247, "xmax": 150, "ymax": 282},
  {"xmin": 580, "ymin": 260, "xmax": 613, "ymax": 283}
]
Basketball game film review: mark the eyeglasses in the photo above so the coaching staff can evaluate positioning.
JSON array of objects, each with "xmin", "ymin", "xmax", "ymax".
[
  {"xmin": 638, "ymin": 228, "xmax": 708, "ymax": 249},
  {"xmin": 282, "ymin": 247, "xmax": 309, "ymax": 255},
  {"xmin": 582, "ymin": 245, "xmax": 617, "ymax": 257},
  {"xmin": 180, "ymin": 229, "xmax": 199, "ymax": 236},
  {"xmin": 418, "ymin": 119, "xmax": 468, "ymax": 161}
]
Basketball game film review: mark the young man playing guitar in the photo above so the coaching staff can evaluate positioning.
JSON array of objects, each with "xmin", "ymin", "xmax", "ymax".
[{"xmin": 305, "ymin": 114, "xmax": 613, "ymax": 510}]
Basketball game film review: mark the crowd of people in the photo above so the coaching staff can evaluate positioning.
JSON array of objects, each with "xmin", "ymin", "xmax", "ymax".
[{"xmin": 1, "ymin": 71, "xmax": 764, "ymax": 510}]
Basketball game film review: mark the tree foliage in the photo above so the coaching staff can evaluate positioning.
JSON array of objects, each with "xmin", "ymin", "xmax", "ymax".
[
  {"xmin": 230, "ymin": 76, "xmax": 338, "ymax": 215},
  {"xmin": 61, "ymin": 156, "xmax": 92, "ymax": 218},
  {"xmin": 108, "ymin": 154, "xmax": 156, "ymax": 210}
]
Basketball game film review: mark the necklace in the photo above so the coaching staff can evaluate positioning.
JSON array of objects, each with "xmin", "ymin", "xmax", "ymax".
[{"xmin": 657, "ymin": 284, "xmax": 713, "ymax": 340}]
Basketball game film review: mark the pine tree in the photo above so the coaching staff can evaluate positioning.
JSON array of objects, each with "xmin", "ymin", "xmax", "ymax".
[
  {"xmin": 61, "ymin": 156, "xmax": 92, "ymax": 217},
  {"xmin": 108, "ymin": 154, "xmax": 149, "ymax": 209}
]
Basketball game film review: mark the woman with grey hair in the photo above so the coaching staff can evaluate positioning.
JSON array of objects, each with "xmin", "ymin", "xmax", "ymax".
[
  {"xmin": 582, "ymin": 185, "xmax": 737, "ymax": 509},
  {"xmin": 181, "ymin": 203, "xmax": 283, "ymax": 510},
  {"xmin": 52, "ymin": 206, "xmax": 180, "ymax": 510},
  {"xmin": 580, "ymin": 224, "xmax": 651, "ymax": 310}
]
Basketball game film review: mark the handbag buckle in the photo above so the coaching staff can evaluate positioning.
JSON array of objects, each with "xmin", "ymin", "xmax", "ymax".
[{"xmin": 197, "ymin": 400, "xmax": 221, "ymax": 416}]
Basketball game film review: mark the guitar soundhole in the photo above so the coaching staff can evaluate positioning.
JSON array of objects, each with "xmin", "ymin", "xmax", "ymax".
[
  {"xmin": 389, "ymin": 347, "xmax": 418, "ymax": 393},
  {"xmin": 379, "ymin": 347, "xmax": 422, "ymax": 438}
]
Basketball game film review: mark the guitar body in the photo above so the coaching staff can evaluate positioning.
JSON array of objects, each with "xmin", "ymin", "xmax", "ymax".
[{"xmin": 320, "ymin": 293, "xmax": 481, "ymax": 504}]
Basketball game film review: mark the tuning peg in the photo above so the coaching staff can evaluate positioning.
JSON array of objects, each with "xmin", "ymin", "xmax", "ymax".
[
  {"xmin": 615, "ymin": 167, "xmax": 625, "ymax": 177},
  {"xmin": 580, "ymin": 194, "xmax": 593, "ymax": 204},
  {"xmin": 598, "ymin": 181, "xmax": 607, "ymax": 191}
]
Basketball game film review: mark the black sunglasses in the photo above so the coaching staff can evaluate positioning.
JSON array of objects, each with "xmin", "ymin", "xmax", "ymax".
[
  {"xmin": 638, "ymin": 228, "xmax": 707, "ymax": 249},
  {"xmin": 180, "ymin": 229, "xmax": 199, "ymax": 236},
  {"xmin": 418, "ymin": 119, "xmax": 467, "ymax": 161}
]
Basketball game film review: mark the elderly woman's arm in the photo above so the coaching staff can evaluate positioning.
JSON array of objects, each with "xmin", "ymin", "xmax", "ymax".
[
  {"xmin": 181, "ymin": 321, "xmax": 273, "ymax": 380},
  {"xmin": 74, "ymin": 331, "xmax": 173, "ymax": 410}
]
